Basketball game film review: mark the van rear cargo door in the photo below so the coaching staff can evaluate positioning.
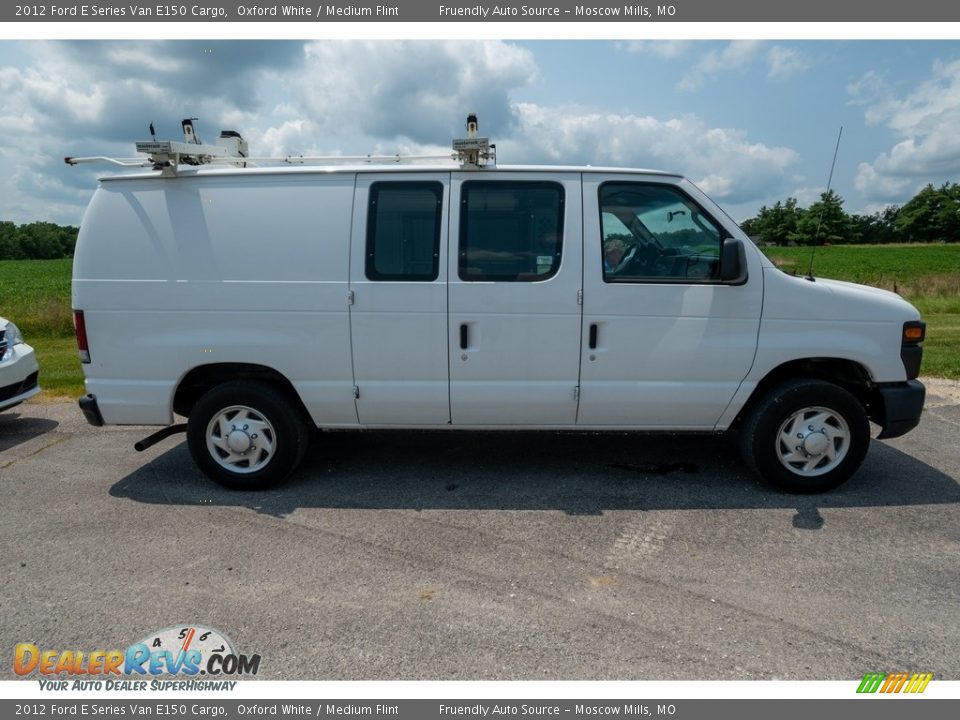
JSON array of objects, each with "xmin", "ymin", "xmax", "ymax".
[{"xmin": 349, "ymin": 174, "xmax": 452, "ymax": 425}]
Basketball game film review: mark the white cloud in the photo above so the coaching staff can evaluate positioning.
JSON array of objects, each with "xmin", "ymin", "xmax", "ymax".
[
  {"xmin": 0, "ymin": 40, "xmax": 798, "ymax": 224},
  {"xmin": 0, "ymin": 40, "xmax": 540, "ymax": 223},
  {"xmin": 104, "ymin": 46, "xmax": 186, "ymax": 74},
  {"xmin": 679, "ymin": 41, "xmax": 764, "ymax": 91},
  {"xmin": 854, "ymin": 162, "xmax": 912, "ymax": 201},
  {"xmin": 790, "ymin": 186, "xmax": 828, "ymax": 206},
  {"xmin": 297, "ymin": 41, "xmax": 538, "ymax": 145},
  {"xmin": 504, "ymin": 104, "xmax": 798, "ymax": 203},
  {"xmin": 853, "ymin": 58, "xmax": 960, "ymax": 203},
  {"xmin": 767, "ymin": 46, "xmax": 810, "ymax": 80},
  {"xmin": 846, "ymin": 70, "xmax": 888, "ymax": 108},
  {"xmin": 621, "ymin": 41, "xmax": 693, "ymax": 60},
  {"xmin": 676, "ymin": 41, "xmax": 808, "ymax": 91},
  {"xmin": 257, "ymin": 119, "xmax": 318, "ymax": 158}
]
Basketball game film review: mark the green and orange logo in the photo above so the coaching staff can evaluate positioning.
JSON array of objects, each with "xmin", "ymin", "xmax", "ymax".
[{"xmin": 857, "ymin": 672, "xmax": 933, "ymax": 694}]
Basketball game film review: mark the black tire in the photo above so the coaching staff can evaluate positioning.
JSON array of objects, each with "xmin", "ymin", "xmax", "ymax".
[
  {"xmin": 739, "ymin": 379, "xmax": 870, "ymax": 493},
  {"xmin": 187, "ymin": 380, "xmax": 310, "ymax": 490}
]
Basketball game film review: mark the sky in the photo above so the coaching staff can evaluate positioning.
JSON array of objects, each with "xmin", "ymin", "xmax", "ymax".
[{"xmin": 1, "ymin": 39, "xmax": 959, "ymax": 225}]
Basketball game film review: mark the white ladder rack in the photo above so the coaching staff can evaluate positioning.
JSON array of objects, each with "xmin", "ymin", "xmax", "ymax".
[{"xmin": 64, "ymin": 114, "xmax": 497, "ymax": 176}]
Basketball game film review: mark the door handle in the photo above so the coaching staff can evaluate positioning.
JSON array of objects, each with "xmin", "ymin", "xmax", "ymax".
[
  {"xmin": 460, "ymin": 323, "xmax": 469, "ymax": 350},
  {"xmin": 589, "ymin": 323, "xmax": 598, "ymax": 350}
]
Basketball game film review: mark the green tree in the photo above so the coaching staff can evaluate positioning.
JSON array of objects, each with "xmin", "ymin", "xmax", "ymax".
[
  {"xmin": 57, "ymin": 225, "xmax": 79, "ymax": 257},
  {"xmin": 896, "ymin": 183, "xmax": 960, "ymax": 243},
  {"xmin": 0, "ymin": 221, "xmax": 24, "ymax": 260},
  {"xmin": 17, "ymin": 222, "xmax": 64, "ymax": 259},
  {"xmin": 793, "ymin": 190, "xmax": 852, "ymax": 245},
  {"xmin": 850, "ymin": 206, "xmax": 901, "ymax": 245},
  {"xmin": 0, "ymin": 220, "xmax": 79, "ymax": 259},
  {"xmin": 750, "ymin": 198, "xmax": 803, "ymax": 246},
  {"xmin": 738, "ymin": 216, "xmax": 759, "ymax": 238}
]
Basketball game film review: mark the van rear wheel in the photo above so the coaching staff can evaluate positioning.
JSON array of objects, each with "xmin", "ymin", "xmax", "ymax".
[
  {"xmin": 739, "ymin": 379, "xmax": 870, "ymax": 493},
  {"xmin": 187, "ymin": 381, "xmax": 309, "ymax": 490}
]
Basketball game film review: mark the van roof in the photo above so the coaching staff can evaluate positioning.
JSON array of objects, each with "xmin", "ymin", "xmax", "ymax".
[{"xmin": 97, "ymin": 163, "xmax": 684, "ymax": 183}]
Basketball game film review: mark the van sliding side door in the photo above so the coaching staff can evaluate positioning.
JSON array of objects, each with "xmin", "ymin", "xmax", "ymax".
[
  {"xmin": 447, "ymin": 173, "xmax": 584, "ymax": 426},
  {"xmin": 348, "ymin": 173, "xmax": 452, "ymax": 425}
]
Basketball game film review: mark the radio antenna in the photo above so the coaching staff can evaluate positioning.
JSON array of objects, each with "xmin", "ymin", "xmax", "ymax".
[{"xmin": 805, "ymin": 125, "xmax": 843, "ymax": 281}]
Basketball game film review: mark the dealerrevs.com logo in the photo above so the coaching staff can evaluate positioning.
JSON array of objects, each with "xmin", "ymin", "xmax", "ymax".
[
  {"xmin": 857, "ymin": 672, "xmax": 933, "ymax": 694},
  {"xmin": 15, "ymin": 625, "xmax": 261, "ymax": 691}
]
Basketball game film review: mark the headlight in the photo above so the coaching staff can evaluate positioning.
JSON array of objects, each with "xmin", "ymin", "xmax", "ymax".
[{"xmin": 5, "ymin": 321, "xmax": 25, "ymax": 346}]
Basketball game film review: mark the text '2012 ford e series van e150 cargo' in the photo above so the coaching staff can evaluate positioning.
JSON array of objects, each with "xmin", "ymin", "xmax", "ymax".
[{"xmin": 67, "ymin": 118, "xmax": 926, "ymax": 493}]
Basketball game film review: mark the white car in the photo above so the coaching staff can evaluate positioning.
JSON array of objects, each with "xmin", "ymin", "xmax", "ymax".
[{"xmin": 0, "ymin": 316, "xmax": 41, "ymax": 412}]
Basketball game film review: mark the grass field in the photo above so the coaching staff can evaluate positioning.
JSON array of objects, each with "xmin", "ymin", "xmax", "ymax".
[
  {"xmin": 764, "ymin": 245, "xmax": 960, "ymax": 314},
  {"xmin": 1, "ymin": 259, "xmax": 80, "ymax": 397},
  {"xmin": 763, "ymin": 245, "xmax": 960, "ymax": 377},
  {"xmin": 1, "ymin": 246, "xmax": 958, "ymax": 400}
]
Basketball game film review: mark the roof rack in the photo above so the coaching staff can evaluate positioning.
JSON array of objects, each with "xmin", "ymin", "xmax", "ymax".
[
  {"xmin": 65, "ymin": 115, "xmax": 497, "ymax": 177},
  {"xmin": 453, "ymin": 113, "xmax": 496, "ymax": 168}
]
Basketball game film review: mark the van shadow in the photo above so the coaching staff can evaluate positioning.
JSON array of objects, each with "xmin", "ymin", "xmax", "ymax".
[
  {"xmin": 0, "ymin": 410, "xmax": 59, "ymax": 452},
  {"xmin": 109, "ymin": 430, "xmax": 960, "ymax": 525}
]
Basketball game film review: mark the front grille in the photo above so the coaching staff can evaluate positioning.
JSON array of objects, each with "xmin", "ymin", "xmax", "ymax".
[
  {"xmin": 0, "ymin": 329, "xmax": 6, "ymax": 357},
  {"xmin": 0, "ymin": 370, "xmax": 38, "ymax": 403}
]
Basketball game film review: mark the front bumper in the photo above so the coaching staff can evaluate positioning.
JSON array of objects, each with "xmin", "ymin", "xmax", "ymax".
[
  {"xmin": 0, "ymin": 341, "xmax": 41, "ymax": 412},
  {"xmin": 874, "ymin": 380, "xmax": 926, "ymax": 439}
]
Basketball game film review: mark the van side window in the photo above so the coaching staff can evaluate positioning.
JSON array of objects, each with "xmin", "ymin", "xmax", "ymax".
[
  {"xmin": 459, "ymin": 182, "xmax": 564, "ymax": 282},
  {"xmin": 599, "ymin": 183, "xmax": 724, "ymax": 283},
  {"xmin": 366, "ymin": 182, "xmax": 443, "ymax": 281}
]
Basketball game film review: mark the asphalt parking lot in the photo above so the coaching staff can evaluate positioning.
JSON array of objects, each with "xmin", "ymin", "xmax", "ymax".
[{"xmin": 2, "ymin": 381, "xmax": 958, "ymax": 681}]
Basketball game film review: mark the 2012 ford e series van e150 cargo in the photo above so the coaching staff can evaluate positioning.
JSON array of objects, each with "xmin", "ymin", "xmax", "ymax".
[{"xmin": 68, "ymin": 118, "xmax": 926, "ymax": 493}]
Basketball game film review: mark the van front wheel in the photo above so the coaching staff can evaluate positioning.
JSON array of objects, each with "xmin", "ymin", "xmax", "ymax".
[
  {"xmin": 187, "ymin": 381, "xmax": 309, "ymax": 490},
  {"xmin": 740, "ymin": 379, "xmax": 870, "ymax": 493}
]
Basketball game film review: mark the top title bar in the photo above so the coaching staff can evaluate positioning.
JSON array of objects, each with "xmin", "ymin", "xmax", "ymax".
[{"xmin": 6, "ymin": 0, "xmax": 960, "ymax": 22}]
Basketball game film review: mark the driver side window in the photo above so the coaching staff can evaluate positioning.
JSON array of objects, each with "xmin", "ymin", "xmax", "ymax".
[{"xmin": 600, "ymin": 182, "xmax": 723, "ymax": 283}]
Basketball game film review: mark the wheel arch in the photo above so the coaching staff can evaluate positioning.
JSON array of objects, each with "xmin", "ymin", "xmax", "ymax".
[
  {"xmin": 173, "ymin": 363, "xmax": 310, "ymax": 421},
  {"xmin": 734, "ymin": 357, "xmax": 875, "ymax": 428}
]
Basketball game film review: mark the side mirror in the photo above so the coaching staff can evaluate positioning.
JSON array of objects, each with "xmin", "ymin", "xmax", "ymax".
[{"xmin": 720, "ymin": 237, "xmax": 749, "ymax": 285}]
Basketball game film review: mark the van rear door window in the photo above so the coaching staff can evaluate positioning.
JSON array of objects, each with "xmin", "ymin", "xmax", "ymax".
[
  {"xmin": 459, "ymin": 182, "xmax": 564, "ymax": 282},
  {"xmin": 366, "ymin": 182, "xmax": 443, "ymax": 281}
]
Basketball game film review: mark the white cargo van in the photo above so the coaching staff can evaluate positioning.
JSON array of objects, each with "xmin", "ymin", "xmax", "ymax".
[{"xmin": 69, "ymin": 120, "xmax": 925, "ymax": 493}]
